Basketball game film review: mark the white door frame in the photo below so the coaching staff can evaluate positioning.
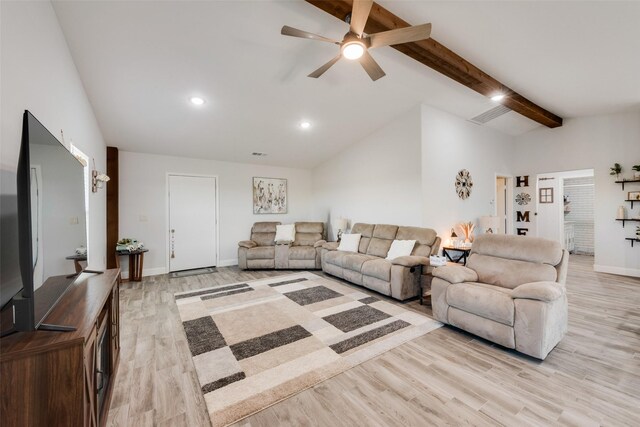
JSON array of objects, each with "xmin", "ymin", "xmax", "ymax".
[
  {"xmin": 165, "ymin": 173, "xmax": 220, "ymax": 273},
  {"xmin": 494, "ymin": 173, "xmax": 514, "ymax": 234}
]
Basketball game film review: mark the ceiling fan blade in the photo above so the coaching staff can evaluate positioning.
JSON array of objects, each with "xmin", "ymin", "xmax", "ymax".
[
  {"xmin": 368, "ymin": 23, "xmax": 432, "ymax": 49},
  {"xmin": 308, "ymin": 54, "xmax": 342, "ymax": 78},
  {"xmin": 350, "ymin": 0, "xmax": 373, "ymax": 37},
  {"xmin": 281, "ymin": 25, "xmax": 339, "ymax": 44},
  {"xmin": 359, "ymin": 51, "xmax": 385, "ymax": 81}
]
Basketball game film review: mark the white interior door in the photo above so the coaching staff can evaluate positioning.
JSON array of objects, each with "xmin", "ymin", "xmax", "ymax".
[
  {"xmin": 536, "ymin": 175, "xmax": 562, "ymax": 243},
  {"xmin": 168, "ymin": 175, "xmax": 217, "ymax": 272}
]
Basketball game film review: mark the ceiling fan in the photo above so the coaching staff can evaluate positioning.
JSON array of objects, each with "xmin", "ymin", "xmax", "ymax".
[{"xmin": 281, "ymin": 0, "xmax": 432, "ymax": 81}]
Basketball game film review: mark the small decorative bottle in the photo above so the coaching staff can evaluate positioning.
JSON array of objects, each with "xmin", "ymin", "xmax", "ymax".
[{"xmin": 617, "ymin": 206, "xmax": 626, "ymax": 220}]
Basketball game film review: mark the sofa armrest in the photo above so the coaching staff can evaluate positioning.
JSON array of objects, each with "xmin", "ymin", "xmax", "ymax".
[
  {"xmin": 238, "ymin": 240, "xmax": 257, "ymax": 249},
  {"xmin": 431, "ymin": 265, "xmax": 478, "ymax": 284},
  {"xmin": 391, "ymin": 256, "xmax": 430, "ymax": 268},
  {"xmin": 314, "ymin": 239, "xmax": 327, "ymax": 248},
  {"xmin": 322, "ymin": 242, "xmax": 340, "ymax": 251},
  {"xmin": 275, "ymin": 240, "xmax": 292, "ymax": 245},
  {"xmin": 512, "ymin": 281, "xmax": 565, "ymax": 302}
]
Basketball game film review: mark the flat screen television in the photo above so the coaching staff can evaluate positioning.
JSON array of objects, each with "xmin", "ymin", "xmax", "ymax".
[{"xmin": 0, "ymin": 111, "xmax": 88, "ymax": 334}]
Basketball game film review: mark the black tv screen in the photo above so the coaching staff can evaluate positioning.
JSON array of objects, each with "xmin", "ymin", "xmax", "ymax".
[
  {"xmin": 0, "ymin": 169, "xmax": 22, "ymax": 309},
  {"xmin": 1, "ymin": 111, "xmax": 88, "ymax": 331}
]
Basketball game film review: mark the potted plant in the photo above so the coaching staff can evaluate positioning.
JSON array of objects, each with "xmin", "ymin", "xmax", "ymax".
[
  {"xmin": 633, "ymin": 164, "xmax": 640, "ymax": 179},
  {"xmin": 610, "ymin": 163, "xmax": 622, "ymax": 180}
]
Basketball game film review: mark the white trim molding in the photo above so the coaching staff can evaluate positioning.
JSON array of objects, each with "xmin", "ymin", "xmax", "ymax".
[
  {"xmin": 218, "ymin": 258, "xmax": 238, "ymax": 267},
  {"xmin": 593, "ymin": 264, "xmax": 640, "ymax": 278},
  {"xmin": 120, "ymin": 266, "xmax": 167, "ymax": 280}
]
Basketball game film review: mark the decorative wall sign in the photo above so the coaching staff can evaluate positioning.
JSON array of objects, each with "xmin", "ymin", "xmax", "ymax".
[
  {"xmin": 515, "ymin": 175, "xmax": 532, "ymax": 236},
  {"xmin": 539, "ymin": 187, "xmax": 554, "ymax": 204},
  {"xmin": 455, "ymin": 169, "xmax": 473, "ymax": 200},
  {"xmin": 515, "ymin": 193, "xmax": 531, "ymax": 205},
  {"xmin": 253, "ymin": 177, "xmax": 287, "ymax": 214}
]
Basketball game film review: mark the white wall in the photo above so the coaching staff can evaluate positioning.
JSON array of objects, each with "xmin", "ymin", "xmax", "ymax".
[
  {"xmin": 312, "ymin": 107, "xmax": 422, "ymax": 239},
  {"xmin": 1, "ymin": 0, "xmax": 107, "ymax": 270},
  {"xmin": 421, "ymin": 104, "xmax": 515, "ymax": 242},
  {"xmin": 513, "ymin": 111, "xmax": 640, "ymax": 277},
  {"xmin": 118, "ymin": 151, "xmax": 314, "ymax": 275}
]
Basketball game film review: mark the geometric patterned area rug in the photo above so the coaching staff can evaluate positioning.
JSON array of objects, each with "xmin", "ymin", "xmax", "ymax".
[{"xmin": 175, "ymin": 272, "xmax": 442, "ymax": 427}]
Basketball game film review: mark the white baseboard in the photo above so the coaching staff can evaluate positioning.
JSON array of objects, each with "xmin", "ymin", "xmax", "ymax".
[
  {"xmin": 218, "ymin": 258, "xmax": 238, "ymax": 267},
  {"xmin": 120, "ymin": 266, "xmax": 167, "ymax": 280},
  {"xmin": 593, "ymin": 264, "xmax": 640, "ymax": 278},
  {"xmin": 120, "ymin": 261, "xmax": 239, "ymax": 279}
]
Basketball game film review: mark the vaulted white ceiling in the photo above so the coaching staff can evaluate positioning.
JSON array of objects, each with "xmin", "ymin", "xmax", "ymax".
[{"xmin": 52, "ymin": 1, "xmax": 640, "ymax": 168}]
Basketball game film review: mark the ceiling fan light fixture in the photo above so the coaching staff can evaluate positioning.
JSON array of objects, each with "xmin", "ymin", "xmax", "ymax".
[{"xmin": 342, "ymin": 41, "xmax": 365, "ymax": 60}]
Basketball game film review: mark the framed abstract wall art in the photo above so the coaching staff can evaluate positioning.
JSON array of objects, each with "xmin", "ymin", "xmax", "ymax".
[{"xmin": 253, "ymin": 177, "xmax": 287, "ymax": 214}]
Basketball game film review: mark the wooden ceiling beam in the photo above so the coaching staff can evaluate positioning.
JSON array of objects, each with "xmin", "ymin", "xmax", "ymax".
[{"xmin": 305, "ymin": 0, "xmax": 563, "ymax": 128}]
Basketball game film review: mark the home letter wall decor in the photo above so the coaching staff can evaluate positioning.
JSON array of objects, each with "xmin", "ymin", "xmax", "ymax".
[{"xmin": 514, "ymin": 175, "xmax": 534, "ymax": 236}]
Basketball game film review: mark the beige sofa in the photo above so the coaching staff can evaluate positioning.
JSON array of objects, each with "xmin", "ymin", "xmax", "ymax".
[
  {"xmin": 238, "ymin": 222, "xmax": 326, "ymax": 270},
  {"xmin": 431, "ymin": 234, "xmax": 569, "ymax": 360},
  {"xmin": 321, "ymin": 223, "xmax": 441, "ymax": 301}
]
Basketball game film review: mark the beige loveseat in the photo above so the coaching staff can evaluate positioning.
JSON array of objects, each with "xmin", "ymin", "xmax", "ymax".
[
  {"xmin": 321, "ymin": 223, "xmax": 441, "ymax": 301},
  {"xmin": 431, "ymin": 234, "xmax": 569, "ymax": 360},
  {"xmin": 238, "ymin": 222, "xmax": 326, "ymax": 270}
]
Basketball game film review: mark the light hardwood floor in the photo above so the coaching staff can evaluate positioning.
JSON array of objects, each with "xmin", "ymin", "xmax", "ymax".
[{"xmin": 107, "ymin": 256, "xmax": 640, "ymax": 426}]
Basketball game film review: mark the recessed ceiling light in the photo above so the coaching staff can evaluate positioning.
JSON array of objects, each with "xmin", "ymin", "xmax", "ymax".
[
  {"xmin": 491, "ymin": 94, "xmax": 505, "ymax": 102},
  {"xmin": 299, "ymin": 121, "xmax": 311, "ymax": 129},
  {"xmin": 190, "ymin": 96, "xmax": 205, "ymax": 106}
]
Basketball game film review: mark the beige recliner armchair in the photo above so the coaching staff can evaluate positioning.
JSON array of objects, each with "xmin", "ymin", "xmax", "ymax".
[{"xmin": 431, "ymin": 234, "xmax": 569, "ymax": 360}]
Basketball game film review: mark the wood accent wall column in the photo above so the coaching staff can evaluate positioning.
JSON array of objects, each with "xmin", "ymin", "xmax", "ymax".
[{"xmin": 106, "ymin": 147, "xmax": 119, "ymax": 269}]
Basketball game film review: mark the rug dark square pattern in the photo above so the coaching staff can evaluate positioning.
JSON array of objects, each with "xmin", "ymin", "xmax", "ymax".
[{"xmin": 174, "ymin": 272, "xmax": 442, "ymax": 427}]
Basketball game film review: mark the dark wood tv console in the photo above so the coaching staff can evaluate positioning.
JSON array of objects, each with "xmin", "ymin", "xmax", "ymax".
[{"xmin": 0, "ymin": 269, "xmax": 120, "ymax": 427}]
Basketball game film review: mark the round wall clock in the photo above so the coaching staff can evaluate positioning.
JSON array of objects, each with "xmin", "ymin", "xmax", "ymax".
[{"xmin": 455, "ymin": 169, "xmax": 473, "ymax": 200}]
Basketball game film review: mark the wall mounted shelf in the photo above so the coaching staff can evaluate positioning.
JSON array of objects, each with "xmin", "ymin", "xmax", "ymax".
[
  {"xmin": 616, "ymin": 218, "xmax": 640, "ymax": 228},
  {"xmin": 625, "ymin": 199, "xmax": 640, "ymax": 209},
  {"xmin": 615, "ymin": 179, "xmax": 640, "ymax": 190},
  {"xmin": 625, "ymin": 238, "xmax": 640, "ymax": 247}
]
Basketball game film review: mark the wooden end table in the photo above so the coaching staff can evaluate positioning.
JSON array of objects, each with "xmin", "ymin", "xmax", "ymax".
[
  {"xmin": 420, "ymin": 261, "xmax": 458, "ymax": 305},
  {"xmin": 441, "ymin": 246, "xmax": 472, "ymax": 265},
  {"xmin": 115, "ymin": 249, "xmax": 148, "ymax": 282},
  {"xmin": 65, "ymin": 254, "xmax": 87, "ymax": 274}
]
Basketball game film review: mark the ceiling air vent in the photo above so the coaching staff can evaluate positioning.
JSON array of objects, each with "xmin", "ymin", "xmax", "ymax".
[
  {"xmin": 252, "ymin": 152, "xmax": 268, "ymax": 157},
  {"xmin": 469, "ymin": 105, "xmax": 512, "ymax": 125}
]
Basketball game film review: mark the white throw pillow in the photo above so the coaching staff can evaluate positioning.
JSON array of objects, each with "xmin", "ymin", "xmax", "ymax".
[
  {"xmin": 385, "ymin": 240, "xmax": 417, "ymax": 260},
  {"xmin": 337, "ymin": 233, "xmax": 361, "ymax": 252},
  {"xmin": 275, "ymin": 224, "xmax": 295, "ymax": 242}
]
